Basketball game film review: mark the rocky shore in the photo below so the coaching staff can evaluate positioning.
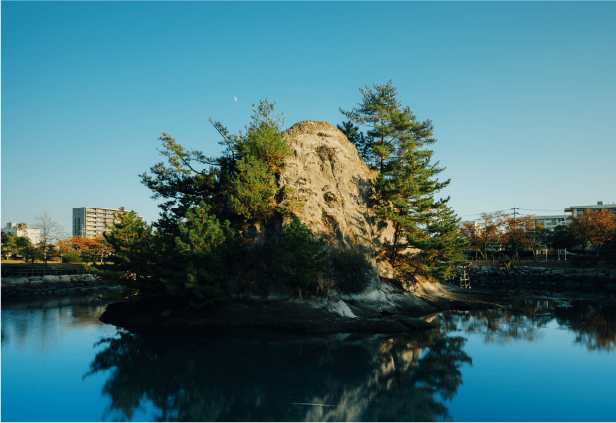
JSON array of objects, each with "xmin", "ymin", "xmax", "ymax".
[
  {"xmin": 454, "ymin": 265, "xmax": 616, "ymax": 298},
  {"xmin": 97, "ymin": 280, "xmax": 511, "ymax": 336},
  {"xmin": 1, "ymin": 274, "xmax": 121, "ymax": 300}
]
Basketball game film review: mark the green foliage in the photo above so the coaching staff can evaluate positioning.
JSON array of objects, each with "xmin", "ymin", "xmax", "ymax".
[
  {"xmin": 98, "ymin": 209, "xmax": 157, "ymax": 288},
  {"xmin": 62, "ymin": 251, "xmax": 82, "ymax": 263},
  {"xmin": 1, "ymin": 232, "xmax": 18, "ymax": 259},
  {"xmin": 171, "ymin": 201, "xmax": 237, "ymax": 300},
  {"xmin": 344, "ymin": 81, "xmax": 468, "ymax": 284},
  {"xmin": 329, "ymin": 245, "xmax": 373, "ymax": 293},
  {"xmin": 141, "ymin": 99, "xmax": 299, "ymax": 230},
  {"xmin": 337, "ymin": 120, "xmax": 370, "ymax": 164},
  {"xmin": 235, "ymin": 102, "xmax": 292, "ymax": 171},
  {"xmin": 224, "ymin": 155, "xmax": 278, "ymax": 221},
  {"xmin": 550, "ymin": 224, "xmax": 582, "ymax": 250},
  {"xmin": 15, "ymin": 236, "xmax": 42, "ymax": 263},
  {"xmin": 340, "ymin": 80, "xmax": 435, "ymax": 173},
  {"xmin": 273, "ymin": 218, "xmax": 328, "ymax": 295},
  {"xmin": 498, "ymin": 254, "xmax": 513, "ymax": 269}
]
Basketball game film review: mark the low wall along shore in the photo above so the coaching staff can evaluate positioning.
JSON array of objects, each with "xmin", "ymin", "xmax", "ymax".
[
  {"xmin": 453, "ymin": 265, "xmax": 616, "ymax": 295},
  {"xmin": 1, "ymin": 275, "xmax": 121, "ymax": 300}
]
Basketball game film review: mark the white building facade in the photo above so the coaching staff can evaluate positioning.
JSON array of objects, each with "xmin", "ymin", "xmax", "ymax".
[
  {"xmin": 532, "ymin": 215, "xmax": 571, "ymax": 230},
  {"xmin": 73, "ymin": 207, "xmax": 135, "ymax": 238},
  {"xmin": 2, "ymin": 223, "xmax": 41, "ymax": 245},
  {"xmin": 564, "ymin": 201, "xmax": 616, "ymax": 218}
]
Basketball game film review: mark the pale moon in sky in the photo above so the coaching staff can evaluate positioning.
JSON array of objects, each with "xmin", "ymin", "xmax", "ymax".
[{"xmin": 234, "ymin": 97, "xmax": 237, "ymax": 102}]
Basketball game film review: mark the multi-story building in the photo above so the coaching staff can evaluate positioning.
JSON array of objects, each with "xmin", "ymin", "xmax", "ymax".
[
  {"xmin": 564, "ymin": 201, "xmax": 616, "ymax": 218},
  {"xmin": 72, "ymin": 207, "xmax": 139, "ymax": 238},
  {"xmin": 532, "ymin": 215, "xmax": 571, "ymax": 230},
  {"xmin": 2, "ymin": 222, "xmax": 41, "ymax": 245}
]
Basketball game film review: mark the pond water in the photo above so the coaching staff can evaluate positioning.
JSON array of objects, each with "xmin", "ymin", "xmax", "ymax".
[{"xmin": 2, "ymin": 293, "xmax": 616, "ymax": 422}]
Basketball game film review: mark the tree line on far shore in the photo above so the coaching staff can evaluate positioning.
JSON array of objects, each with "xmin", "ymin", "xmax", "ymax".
[
  {"xmin": 459, "ymin": 209, "xmax": 616, "ymax": 263},
  {"xmin": 1, "ymin": 229, "xmax": 114, "ymax": 266}
]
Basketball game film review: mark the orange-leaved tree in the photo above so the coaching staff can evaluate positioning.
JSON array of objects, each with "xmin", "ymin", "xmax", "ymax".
[
  {"xmin": 70, "ymin": 236, "xmax": 113, "ymax": 264},
  {"xmin": 568, "ymin": 210, "xmax": 616, "ymax": 257},
  {"xmin": 56, "ymin": 234, "xmax": 76, "ymax": 262},
  {"xmin": 460, "ymin": 212, "xmax": 505, "ymax": 261},
  {"xmin": 500, "ymin": 215, "xmax": 544, "ymax": 260}
]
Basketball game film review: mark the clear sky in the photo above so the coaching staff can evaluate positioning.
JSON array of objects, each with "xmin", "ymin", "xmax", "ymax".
[{"xmin": 2, "ymin": 1, "xmax": 615, "ymax": 235}]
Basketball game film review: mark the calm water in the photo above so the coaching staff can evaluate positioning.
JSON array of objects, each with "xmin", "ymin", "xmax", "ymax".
[{"xmin": 2, "ymin": 293, "xmax": 616, "ymax": 422}]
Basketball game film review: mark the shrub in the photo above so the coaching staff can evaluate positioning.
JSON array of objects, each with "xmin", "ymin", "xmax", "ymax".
[
  {"xmin": 330, "ymin": 245, "xmax": 373, "ymax": 293},
  {"xmin": 498, "ymin": 254, "xmax": 512, "ymax": 269},
  {"xmin": 63, "ymin": 251, "xmax": 82, "ymax": 263},
  {"xmin": 273, "ymin": 218, "xmax": 328, "ymax": 296}
]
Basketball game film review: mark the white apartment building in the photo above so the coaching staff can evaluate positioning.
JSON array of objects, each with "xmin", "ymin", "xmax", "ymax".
[
  {"xmin": 73, "ymin": 207, "xmax": 140, "ymax": 238},
  {"xmin": 564, "ymin": 201, "xmax": 616, "ymax": 218},
  {"xmin": 2, "ymin": 222, "xmax": 41, "ymax": 245},
  {"xmin": 532, "ymin": 215, "xmax": 571, "ymax": 230}
]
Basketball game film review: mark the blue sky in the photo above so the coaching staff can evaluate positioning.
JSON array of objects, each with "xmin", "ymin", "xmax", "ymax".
[{"xmin": 2, "ymin": 1, "xmax": 615, "ymax": 235}]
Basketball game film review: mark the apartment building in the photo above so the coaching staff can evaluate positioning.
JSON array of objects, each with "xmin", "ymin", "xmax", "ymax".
[
  {"xmin": 564, "ymin": 201, "xmax": 616, "ymax": 218},
  {"xmin": 73, "ymin": 207, "xmax": 139, "ymax": 238},
  {"xmin": 532, "ymin": 215, "xmax": 571, "ymax": 230},
  {"xmin": 2, "ymin": 223, "xmax": 41, "ymax": 245}
]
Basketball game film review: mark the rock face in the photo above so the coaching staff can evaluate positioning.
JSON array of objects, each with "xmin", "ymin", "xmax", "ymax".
[{"xmin": 276, "ymin": 121, "xmax": 396, "ymax": 280}]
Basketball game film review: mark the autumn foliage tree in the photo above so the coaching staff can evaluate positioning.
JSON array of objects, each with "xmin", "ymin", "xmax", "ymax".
[
  {"xmin": 70, "ymin": 236, "xmax": 112, "ymax": 265},
  {"xmin": 460, "ymin": 212, "xmax": 506, "ymax": 261},
  {"xmin": 568, "ymin": 210, "xmax": 616, "ymax": 257},
  {"xmin": 500, "ymin": 215, "xmax": 545, "ymax": 260}
]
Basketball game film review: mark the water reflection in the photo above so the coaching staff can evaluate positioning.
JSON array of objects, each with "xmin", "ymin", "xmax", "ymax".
[
  {"xmin": 3, "ymin": 293, "xmax": 616, "ymax": 422},
  {"xmin": 443, "ymin": 298, "xmax": 616, "ymax": 352},
  {"xmin": 1, "ymin": 293, "xmax": 109, "ymax": 352},
  {"xmin": 86, "ymin": 328, "xmax": 471, "ymax": 422}
]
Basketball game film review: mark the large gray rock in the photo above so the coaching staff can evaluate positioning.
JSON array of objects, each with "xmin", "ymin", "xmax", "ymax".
[
  {"xmin": 1, "ymin": 278, "xmax": 26, "ymax": 287},
  {"xmin": 58, "ymin": 275, "xmax": 72, "ymax": 283},
  {"xmin": 42, "ymin": 275, "xmax": 60, "ymax": 284},
  {"xmin": 244, "ymin": 121, "xmax": 402, "ymax": 283}
]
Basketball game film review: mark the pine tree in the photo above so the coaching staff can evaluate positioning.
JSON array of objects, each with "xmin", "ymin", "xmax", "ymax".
[
  {"xmin": 343, "ymin": 81, "xmax": 467, "ymax": 283},
  {"xmin": 273, "ymin": 218, "xmax": 328, "ymax": 295},
  {"xmin": 336, "ymin": 120, "xmax": 370, "ymax": 165},
  {"xmin": 172, "ymin": 201, "xmax": 237, "ymax": 300},
  {"xmin": 340, "ymin": 80, "xmax": 435, "ymax": 173},
  {"xmin": 99, "ymin": 209, "xmax": 157, "ymax": 292}
]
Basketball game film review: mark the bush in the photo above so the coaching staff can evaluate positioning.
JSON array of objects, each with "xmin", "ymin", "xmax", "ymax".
[
  {"xmin": 498, "ymin": 254, "xmax": 512, "ymax": 269},
  {"xmin": 330, "ymin": 245, "xmax": 373, "ymax": 293},
  {"xmin": 273, "ymin": 218, "xmax": 328, "ymax": 296},
  {"xmin": 63, "ymin": 251, "xmax": 82, "ymax": 263}
]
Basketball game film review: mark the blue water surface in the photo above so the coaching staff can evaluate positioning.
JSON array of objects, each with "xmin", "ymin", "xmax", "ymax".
[{"xmin": 2, "ymin": 293, "xmax": 615, "ymax": 421}]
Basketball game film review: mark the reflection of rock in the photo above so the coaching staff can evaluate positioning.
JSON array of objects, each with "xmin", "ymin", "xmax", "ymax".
[{"xmin": 87, "ymin": 327, "xmax": 468, "ymax": 422}]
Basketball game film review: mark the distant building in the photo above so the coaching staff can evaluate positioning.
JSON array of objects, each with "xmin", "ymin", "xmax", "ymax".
[
  {"xmin": 532, "ymin": 215, "xmax": 571, "ymax": 230},
  {"xmin": 2, "ymin": 222, "xmax": 41, "ymax": 245},
  {"xmin": 459, "ymin": 220, "xmax": 483, "ymax": 234},
  {"xmin": 564, "ymin": 201, "xmax": 616, "ymax": 218},
  {"xmin": 72, "ymin": 207, "xmax": 141, "ymax": 238}
]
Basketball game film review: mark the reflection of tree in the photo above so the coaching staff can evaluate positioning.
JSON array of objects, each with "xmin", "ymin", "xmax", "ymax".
[
  {"xmin": 1, "ymin": 294, "xmax": 108, "ymax": 352},
  {"xmin": 446, "ymin": 299, "xmax": 616, "ymax": 353},
  {"xmin": 87, "ymin": 327, "xmax": 472, "ymax": 422},
  {"xmin": 553, "ymin": 303, "xmax": 616, "ymax": 353},
  {"xmin": 445, "ymin": 302, "xmax": 550, "ymax": 345}
]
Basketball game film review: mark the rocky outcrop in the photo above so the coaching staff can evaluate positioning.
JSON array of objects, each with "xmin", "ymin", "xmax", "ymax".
[
  {"xmin": 243, "ymin": 121, "xmax": 396, "ymax": 284},
  {"xmin": 99, "ymin": 121, "xmax": 510, "ymax": 334}
]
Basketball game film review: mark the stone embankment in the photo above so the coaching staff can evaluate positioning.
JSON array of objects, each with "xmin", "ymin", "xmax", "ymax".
[
  {"xmin": 457, "ymin": 265, "xmax": 616, "ymax": 297},
  {"xmin": 1, "ymin": 275, "xmax": 121, "ymax": 300}
]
